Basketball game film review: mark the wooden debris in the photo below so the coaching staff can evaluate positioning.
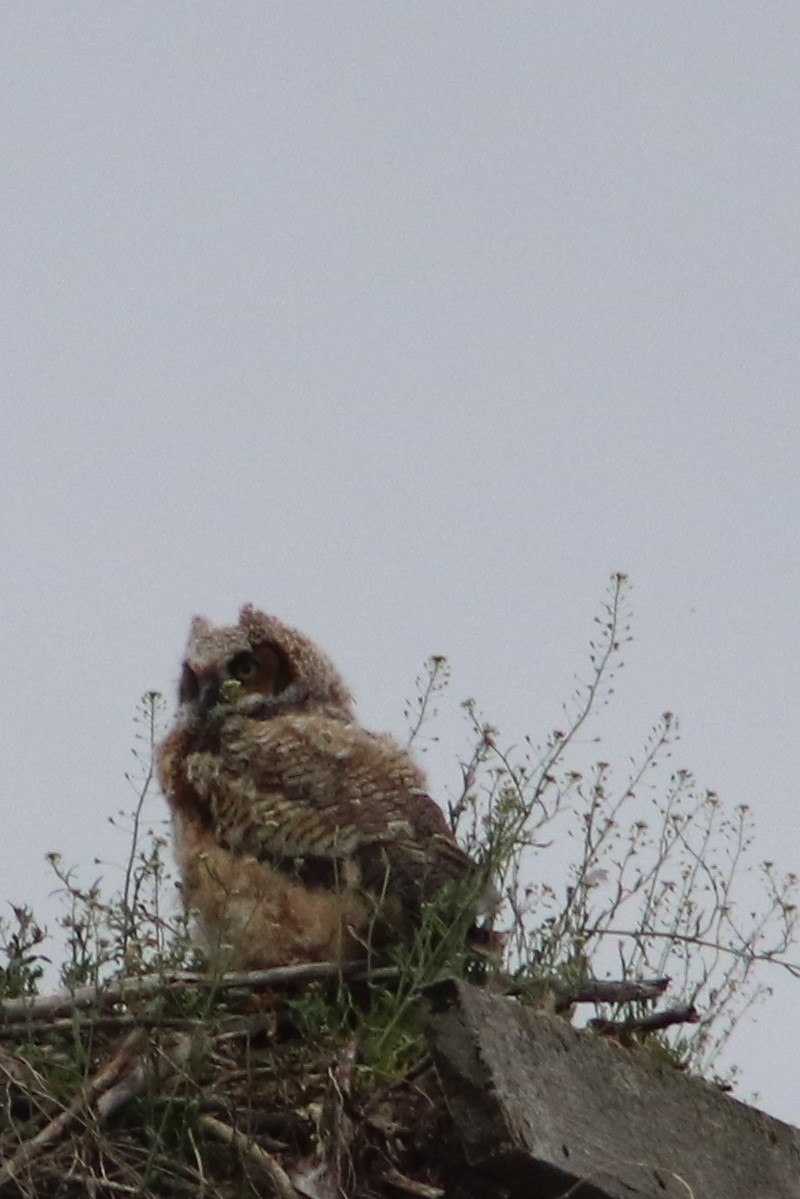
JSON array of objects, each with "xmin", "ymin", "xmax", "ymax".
[{"xmin": 424, "ymin": 979, "xmax": 800, "ymax": 1199}]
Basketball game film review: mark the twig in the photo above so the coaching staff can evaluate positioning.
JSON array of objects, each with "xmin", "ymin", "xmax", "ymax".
[
  {"xmin": 324, "ymin": 1036, "xmax": 359, "ymax": 1189},
  {"xmin": 382, "ymin": 1164, "xmax": 445, "ymax": 1199},
  {"xmin": 554, "ymin": 976, "xmax": 671, "ymax": 1010},
  {"xmin": 600, "ymin": 928, "xmax": 800, "ymax": 978},
  {"xmin": 102, "ymin": 1026, "xmax": 197, "ymax": 1121},
  {"xmin": 0, "ymin": 1028, "xmax": 148, "ymax": 1190},
  {"xmin": 94, "ymin": 1051, "xmax": 148, "ymax": 1121},
  {"xmin": 0, "ymin": 961, "xmax": 400, "ymax": 1024},
  {"xmin": 36, "ymin": 1171, "xmax": 143, "ymax": 1194},
  {"xmin": 406, "ymin": 656, "xmax": 447, "ymax": 747},
  {"xmin": 121, "ymin": 690, "xmax": 160, "ymax": 961},
  {"xmin": 198, "ymin": 1113, "xmax": 300, "ymax": 1199},
  {"xmin": 588, "ymin": 1004, "xmax": 700, "ymax": 1041},
  {"xmin": 507, "ymin": 974, "xmax": 671, "ymax": 1011},
  {"xmin": 0, "ymin": 1014, "xmax": 199, "ymax": 1038}
]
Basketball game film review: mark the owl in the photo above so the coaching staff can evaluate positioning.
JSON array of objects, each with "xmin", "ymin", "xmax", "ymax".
[{"xmin": 158, "ymin": 605, "xmax": 485, "ymax": 969}]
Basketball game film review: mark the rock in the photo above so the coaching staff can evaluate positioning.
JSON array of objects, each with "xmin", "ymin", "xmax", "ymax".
[{"xmin": 424, "ymin": 979, "xmax": 800, "ymax": 1199}]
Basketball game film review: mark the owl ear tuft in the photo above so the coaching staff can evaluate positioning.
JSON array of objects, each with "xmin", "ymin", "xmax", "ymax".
[
  {"xmin": 239, "ymin": 604, "xmax": 275, "ymax": 646},
  {"xmin": 190, "ymin": 616, "xmax": 213, "ymax": 636}
]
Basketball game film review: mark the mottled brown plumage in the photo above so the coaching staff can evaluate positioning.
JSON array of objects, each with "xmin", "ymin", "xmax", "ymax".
[{"xmin": 158, "ymin": 605, "xmax": 483, "ymax": 968}]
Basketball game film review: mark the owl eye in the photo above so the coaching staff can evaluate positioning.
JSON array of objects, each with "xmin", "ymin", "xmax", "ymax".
[
  {"xmin": 229, "ymin": 651, "xmax": 258, "ymax": 682},
  {"xmin": 179, "ymin": 664, "xmax": 199, "ymax": 703},
  {"xmin": 254, "ymin": 642, "xmax": 293, "ymax": 694}
]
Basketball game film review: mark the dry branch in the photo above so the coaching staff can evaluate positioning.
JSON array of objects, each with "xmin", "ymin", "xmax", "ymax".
[
  {"xmin": 588, "ymin": 1003, "xmax": 700, "ymax": 1041},
  {"xmin": 503, "ymin": 974, "xmax": 672, "ymax": 1011},
  {"xmin": 0, "ymin": 1027, "xmax": 148, "ymax": 1190},
  {"xmin": 381, "ymin": 1164, "xmax": 445, "ymax": 1198},
  {"xmin": 559, "ymin": 976, "xmax": 671, "ymax": 1006},
  {"xmin": 0, "ymin": 961, "xmax": 400, "ymax": 1024},
  {"xmin": 198, "ymin": 1113, "xmax": 300, "ymax": 1199}
]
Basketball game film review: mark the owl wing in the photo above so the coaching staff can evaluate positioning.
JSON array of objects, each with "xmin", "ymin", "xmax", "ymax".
[{"xmin": 211, "ymin": 714, "xmax": 477, "ymax": 909}]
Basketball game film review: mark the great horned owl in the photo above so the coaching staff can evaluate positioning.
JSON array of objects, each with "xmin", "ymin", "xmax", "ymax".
[{"xmin": 158, "ymin": 605, "xmax": 485, "ymax": 969}]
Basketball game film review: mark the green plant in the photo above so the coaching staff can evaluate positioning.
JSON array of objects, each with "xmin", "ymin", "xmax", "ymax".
[
  {"xmin": 0, "ymin": 575, "xmax": 796, "ymax": 1196},
  {"xmin": 444, "ymin": 574, "xmax": 797, "ymax": 1079}
]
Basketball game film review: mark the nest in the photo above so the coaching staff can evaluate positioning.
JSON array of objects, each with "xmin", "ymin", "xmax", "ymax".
[
  {"xmin": 0, "ymin": 955, "xmax": 700, "ymax": 1199},
  {"xmin": 0, "ymin": 962, "xmax": 475, "ymax": 1199}
]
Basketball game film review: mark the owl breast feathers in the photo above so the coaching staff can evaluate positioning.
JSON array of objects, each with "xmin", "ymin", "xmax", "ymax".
[{"xmin": 158, "ymin": 604, "xmax": 487, "ymax": 969}]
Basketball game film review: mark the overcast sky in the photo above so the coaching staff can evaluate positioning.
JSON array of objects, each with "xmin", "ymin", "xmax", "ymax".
[{"xmin": 2, "ymin": 5, "xmax": 799, "ymax": 1122}]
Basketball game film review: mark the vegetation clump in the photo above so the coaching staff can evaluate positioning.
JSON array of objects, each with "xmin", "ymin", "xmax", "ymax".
[{"xmin": 0, "ymin": 576, "xmax": 795, "ymax": 1197}]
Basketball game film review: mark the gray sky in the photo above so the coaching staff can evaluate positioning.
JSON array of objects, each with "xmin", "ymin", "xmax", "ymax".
[{"xmin": 2, "ymin": 5, "xmax": 799, "ymax": 1121}]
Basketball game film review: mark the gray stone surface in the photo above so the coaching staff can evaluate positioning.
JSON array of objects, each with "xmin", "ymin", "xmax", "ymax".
[{"xmin": 424, "ymin": 979, "xmax": 800, "ymax": 1199}]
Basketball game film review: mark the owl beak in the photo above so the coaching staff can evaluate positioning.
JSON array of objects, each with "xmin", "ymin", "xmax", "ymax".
[{"xmin": 197, "ymin": 673, "xmax": 222, "ymax": 713}]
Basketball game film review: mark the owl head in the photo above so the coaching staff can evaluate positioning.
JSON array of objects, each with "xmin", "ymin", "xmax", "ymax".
[{"xmin": 175, "ymin": 604, "xmax": 355, "ymax": 727}]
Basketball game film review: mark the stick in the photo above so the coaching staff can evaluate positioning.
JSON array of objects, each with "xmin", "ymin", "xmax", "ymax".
[
  {"xmin": 381, "ymin": 1164, "xmax": 445, "ymax": 1198},
  {"xmin": 508, "ymin": 974, "xmax": 672, "ymax": 1011},
  {"xmin": 564, "ymin": 977, "xmax": 670, "ymax": 1004},
  {"xmin": 198, "ymin": 1113, "xmax": 300, "ymax": 1199},
  {"xmin": 588, "ymin": 1003, "xmax": 700, "ymax": 1041},
  {"xmin": 0, "ymin": 961, "xmax": 400, "ymax": 1024},
  {"xmin": 0, "ymin": 1028, "xmax": 148, "ymax": 1189}
]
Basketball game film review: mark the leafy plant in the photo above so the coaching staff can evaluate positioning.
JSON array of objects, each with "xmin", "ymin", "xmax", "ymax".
[
  {"xmin": 0, "ymin": 575, "xmax": 797, "ymax": 1197},
  {"xmin": 441, "ymin": 574, "xmax": 797, "ymax": 1079}
]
